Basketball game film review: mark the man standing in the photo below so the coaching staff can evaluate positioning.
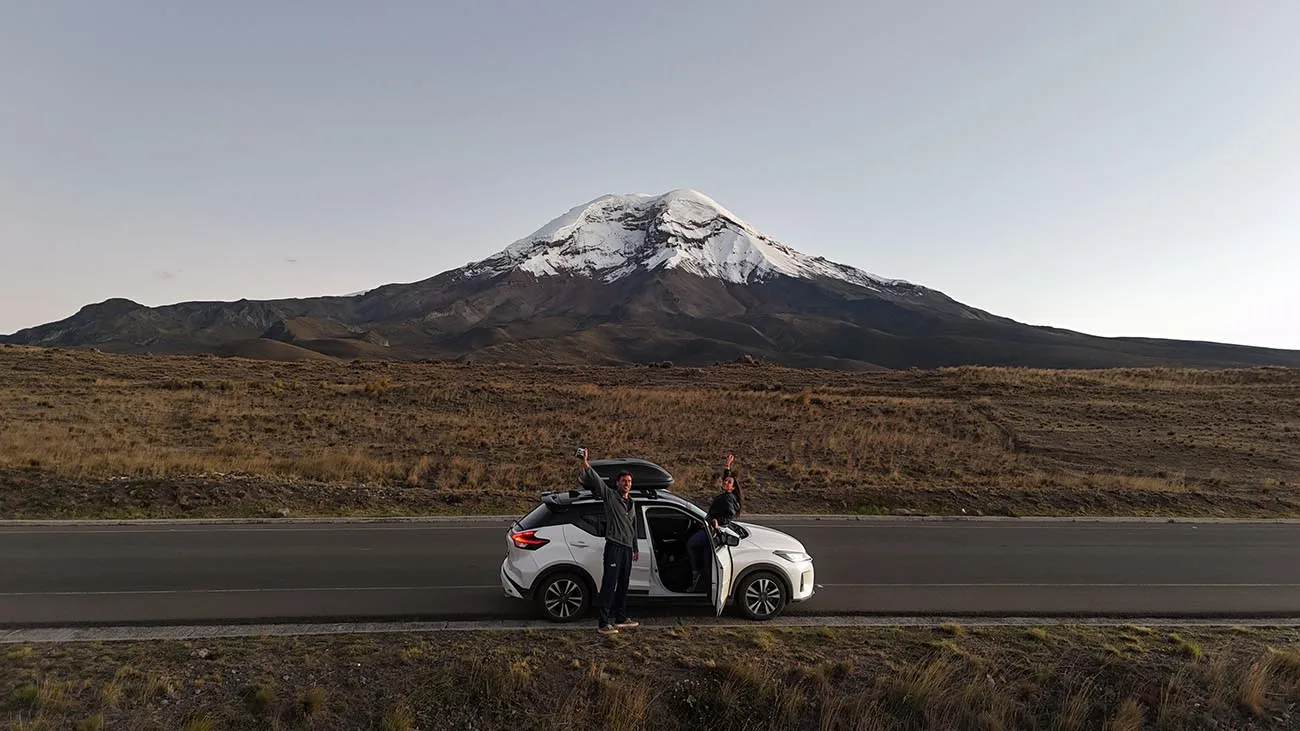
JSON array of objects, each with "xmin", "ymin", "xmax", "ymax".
[{"xmin": 577, "ymin": 448, "xmax": 640, "ymax": 635}]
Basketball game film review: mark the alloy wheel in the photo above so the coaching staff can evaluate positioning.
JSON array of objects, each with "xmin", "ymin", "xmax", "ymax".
[
  {"xmin": 543, "ymin": 578, "xmax": 584, "ymax": 619},
  {"xmin": 744, "ymin": 577, "xmax": 782, "ymax": 618}
]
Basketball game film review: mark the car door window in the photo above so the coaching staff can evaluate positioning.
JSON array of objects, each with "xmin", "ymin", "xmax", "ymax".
[
  {"xmin": 634, "ymin": 502, "xmax": 648, "ymax": 539},
  {"xmin": 572, "ymin": 505, "xmax": 606, "ymax": 537}
]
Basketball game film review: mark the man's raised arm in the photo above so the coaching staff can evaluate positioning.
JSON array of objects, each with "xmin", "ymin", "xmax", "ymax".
[{"xmin": 576, "ymin": 448, "xmax": 609, "ymax": 499}]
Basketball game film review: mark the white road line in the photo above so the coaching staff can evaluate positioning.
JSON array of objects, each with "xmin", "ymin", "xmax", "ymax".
[
  {"xmin": 6, "ymin": 583, "xmax": 1300, "ymax": 598},
  {"xmin": 0, "ymin": 585, "xmax": 499, "ymax": 597},
  {"xmin": 820, "ymin": 583, "xmax": 1300, "ymax": 588}
]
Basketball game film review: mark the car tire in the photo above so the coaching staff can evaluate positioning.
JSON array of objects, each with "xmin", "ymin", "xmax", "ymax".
[
  {"xmin": 535, "ymin": 572, "xmax": 591, "ymax": 623},
  {"xmin": 735, "ymin": 571, "xmax": 787, "ymax": 621}
]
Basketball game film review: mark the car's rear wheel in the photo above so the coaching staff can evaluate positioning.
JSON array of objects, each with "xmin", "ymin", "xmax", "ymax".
[
  {"xmin": 735, "ymin": 571, "xmax": 787, "ymax": 620},
  {"xmin": 535, "ymin": 572, "xmax": 591, "ymax": 622}
]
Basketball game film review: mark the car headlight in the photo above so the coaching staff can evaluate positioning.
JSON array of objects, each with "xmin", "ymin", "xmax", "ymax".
[{"xmin": 774, "ymin": 550, "xmax": 811, "ymax": 563}]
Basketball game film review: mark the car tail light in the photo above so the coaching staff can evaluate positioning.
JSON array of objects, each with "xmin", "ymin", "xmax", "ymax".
[{"xmin": 511, "ymin": 529, "xmax": 549, "ymax": 550}]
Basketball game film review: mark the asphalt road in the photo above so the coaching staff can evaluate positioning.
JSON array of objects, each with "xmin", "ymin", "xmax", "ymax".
[{"xmin": 3, "ymin": 518, "xmax": 1300, "ymax": 626}]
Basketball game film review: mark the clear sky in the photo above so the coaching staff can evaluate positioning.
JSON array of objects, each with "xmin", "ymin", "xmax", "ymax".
[{"xmin": 3, "ymin": 1, "xmax": 1298, "ymax": 349}]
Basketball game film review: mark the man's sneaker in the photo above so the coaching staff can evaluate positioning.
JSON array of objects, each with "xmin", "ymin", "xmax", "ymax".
[
  {"xmin": 615, "ymin": 618, "xmax": 640, "ymax": 629},
  {"xmin": 598, "ymin": 625, "xmax": 618, "ymax": 635}
]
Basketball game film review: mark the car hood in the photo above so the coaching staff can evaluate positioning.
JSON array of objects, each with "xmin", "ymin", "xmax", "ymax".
[{"xmin": 733, "ymin": 522, "xmax": 807, "ymax": 553}]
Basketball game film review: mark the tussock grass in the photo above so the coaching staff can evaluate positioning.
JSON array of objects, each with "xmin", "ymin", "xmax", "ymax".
[
  {"xmin": 178, "ymin": 714, "xmax": 217, "ymax": 731},
  {"xmin": 593, "ymin": 673, "xmax": 652, "ymax": 731},
  {"xmin": 1107, "ymin": 698, "xmax": 1146, "ymax": 731},
  {"xmin": 1168, "ymin": 633, "xmax": 1203, "ymax": 659},
  {"xmin": 1269, "ymin": 645, "xmax": 1300, "ymax": 670},
  {"xmin": 99, "ymin": 673, "xmax": 125, "ymax": 708},
  {"xmin": 137, "ymin": 672, "xmax": 177, "ymax": 702},
  {"xmin": 378, "ymin": 705, "xmax": 414, "ymax": 731},
  {"xmin": 299, "ymin": 685, "xmax": 327, "ymax": 719},
  {"xmin": 1240, "ymin": 659, "xmax": 1275, "ymax": 716},
  {"xmin": 751, "ymin": 629, "xmax": 776, "ymax": 650},
  {"xmin": 8, "ymin": 677, "xmax": 64, "ymax": 713},
  {"xmin": 1051, "ymin": 679, "xmax": 1094, "ymax": 731},
  {"xmin": 1234, "ymin": 645, "xmax": 1300, "ymax": 718},
  {"xmin": 243, "ymin": 679, "xmax": 276, "ymax": 715},
  {"xmin": 9, "ymin": 683, "xmax": 39, "ymax": 709},
  {"xmin": 715, "ymin": 662, "xmax": 808, "ymax": 731},
  {"xmin": 4, "ymin": 626, "xmax": 1300, "ymax": 730},
  {"xmin": 6, "ymin": 645, "xmax": 33, "ymax": 661},
  {"xmin": 3, "ymin": 347, "xmax": 1299, "ymax": 518},
  {"xmin": 878, "ymin": 655, "xmax": 960, "ymax": 716}
]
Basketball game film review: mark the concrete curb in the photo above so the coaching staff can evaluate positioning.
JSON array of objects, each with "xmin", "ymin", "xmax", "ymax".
[{"xmin": 5, "ymin": 616, "xmax": 1300, "ymax": 644}]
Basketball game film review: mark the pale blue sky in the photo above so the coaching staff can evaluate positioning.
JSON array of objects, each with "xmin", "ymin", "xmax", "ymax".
[{"xmin": 3, "ymin": 1, "xmax": 1298, "ymax": 348}]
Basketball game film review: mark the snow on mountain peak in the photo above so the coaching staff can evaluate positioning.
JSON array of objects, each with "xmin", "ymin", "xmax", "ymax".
[{"xmin": 464, "ymin": 189, "xmax": 908, "ymax": 289}]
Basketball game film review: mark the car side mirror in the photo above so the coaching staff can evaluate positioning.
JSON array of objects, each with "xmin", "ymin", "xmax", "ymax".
[{"xmin": 720, "ymin": 529, "xmax": 740, "ymax": 547}]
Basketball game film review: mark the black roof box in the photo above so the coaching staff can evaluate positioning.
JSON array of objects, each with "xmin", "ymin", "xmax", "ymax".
[{"xmin": 589, "ymin": 458, "xmax": 675, "ymax": 489}]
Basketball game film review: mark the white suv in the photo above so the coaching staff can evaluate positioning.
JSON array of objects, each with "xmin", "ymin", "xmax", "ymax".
[{"xmin": 500, "ymin": 458, "xmax": 816, "ymax": 622}]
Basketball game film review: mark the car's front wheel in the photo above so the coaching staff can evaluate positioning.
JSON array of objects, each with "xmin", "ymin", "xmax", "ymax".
[
  {"xmin": 735, "ymin": 571, "xmax": 788, "ymax": 620},
  {"xmin": 535, "ymin": 572, "xmax": 591, "ymax": 622}
]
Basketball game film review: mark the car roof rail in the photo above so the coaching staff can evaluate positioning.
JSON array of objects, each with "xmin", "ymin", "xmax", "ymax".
[{"xmin": 541, "ymin": 486, "xmax": 665, "ymax": 505}]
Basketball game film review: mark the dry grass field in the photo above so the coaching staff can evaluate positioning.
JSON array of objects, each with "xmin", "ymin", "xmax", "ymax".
[
  {"xmin": 2, "ymin": 345, "xmax": 1298, "ymax": 518},
  {"xmin": 5, "ymin": 625, "xmax": 1300, "ymax": 730}
]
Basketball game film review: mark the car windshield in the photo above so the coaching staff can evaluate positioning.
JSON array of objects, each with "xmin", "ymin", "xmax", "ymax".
[
  {"xmin": 658, "ymin": 497, "xmax": 706, "ymax": 520},
  {"xmin": 635, "ymin": 495, "xmax": 706, "ymax": 519}
]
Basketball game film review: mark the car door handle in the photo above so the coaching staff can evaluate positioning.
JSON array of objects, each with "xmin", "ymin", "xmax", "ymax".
[{"xmin": 569, "ymin": 541, "xmax": 590, "ymax": 548}]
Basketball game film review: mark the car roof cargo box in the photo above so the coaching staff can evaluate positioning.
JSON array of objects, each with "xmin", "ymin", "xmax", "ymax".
[{"xmin": 589, "ymin": 458, "xmax": 675, "ymax": 490}]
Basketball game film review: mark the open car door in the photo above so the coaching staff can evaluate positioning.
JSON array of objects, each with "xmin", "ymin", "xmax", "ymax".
[{"xmin": 709, "ymin": 526, "xmax": 737, "ymax": 616}]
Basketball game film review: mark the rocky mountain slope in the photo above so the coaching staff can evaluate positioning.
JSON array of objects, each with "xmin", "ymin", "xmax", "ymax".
[{"xmin": 6, "ymin": 189, "xmax": 1299, "ymax": 370}]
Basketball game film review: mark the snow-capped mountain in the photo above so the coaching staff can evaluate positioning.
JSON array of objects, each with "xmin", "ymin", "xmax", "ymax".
[
  {"xmin": 7, "ymin": 189, "xmax": 1300, "ymax": 370},
  {"xmin": 464, "ymin": 189, "xmax": 909, "ymax": 290}
]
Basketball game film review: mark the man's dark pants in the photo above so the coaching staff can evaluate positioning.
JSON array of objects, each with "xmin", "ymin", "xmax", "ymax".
[{"xmin": 598, "ymin": 541, "xmax": 634, "ymax": 627}]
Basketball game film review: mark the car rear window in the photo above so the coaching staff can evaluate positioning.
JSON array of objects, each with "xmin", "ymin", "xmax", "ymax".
[
  {"xmin": 517, "ymin": 501, "xmax": 614, "ymax": 535},
  {"xmin": 516, "ymin": 504, "xmax": 557, "ymax": 530}
]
